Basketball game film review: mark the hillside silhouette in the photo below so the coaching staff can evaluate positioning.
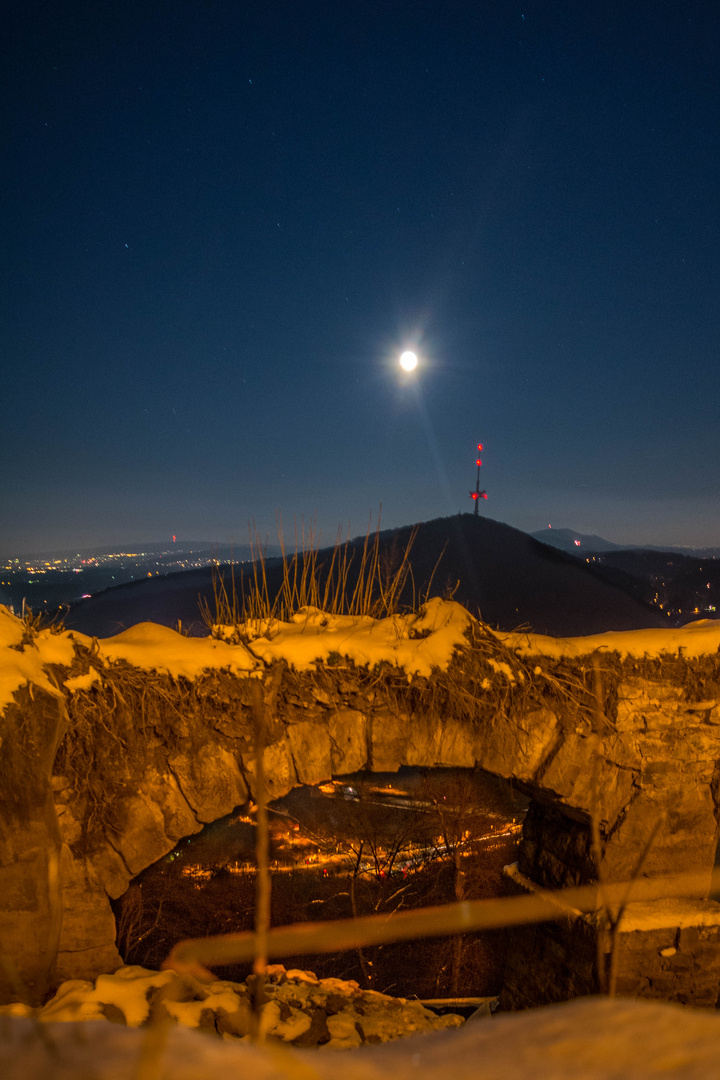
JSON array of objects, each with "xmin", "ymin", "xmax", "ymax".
[{"xmin": 64, "ymin": 514, "xmax": 667, "ymax": 639}]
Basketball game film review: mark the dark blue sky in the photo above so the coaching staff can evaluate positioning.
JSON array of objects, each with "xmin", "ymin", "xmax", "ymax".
[{"xmin": 3, "ymin": 1, "xmax": 719, "ymax": 555}]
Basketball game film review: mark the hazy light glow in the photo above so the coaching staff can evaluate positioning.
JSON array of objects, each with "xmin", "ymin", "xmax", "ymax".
[{"xmin": 399, "ymin": 350, "xmax": 418, "ymax": 371}]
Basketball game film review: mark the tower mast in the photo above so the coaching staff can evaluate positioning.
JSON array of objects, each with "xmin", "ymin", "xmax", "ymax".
[{"xmin": 469, "ymin": 443, "xmax": 487, "ymax": 515}]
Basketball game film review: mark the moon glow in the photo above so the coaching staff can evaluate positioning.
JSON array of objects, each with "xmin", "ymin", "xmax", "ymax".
[{"xmin": 399, "ymin": 350, "xmax": 418, "ymax": 371}]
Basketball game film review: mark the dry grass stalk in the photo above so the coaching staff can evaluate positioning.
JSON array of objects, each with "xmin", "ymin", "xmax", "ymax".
[
  {"xmin": 201, "ymin": 513, "xmax": 421, "ymax": 637},
  {"xmin": 247, "ymin": 664, "xmax": 284, "ymax": 1042},
  {"xmin": 249, "ymin": 678, "xmax": 269, "ymax": 1041},
  {"xmin": 15, "ymin": 602, "xmax": 67, "ymax": 645}
]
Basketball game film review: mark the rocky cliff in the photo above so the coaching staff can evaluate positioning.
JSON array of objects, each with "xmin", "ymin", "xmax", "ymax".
[{"xmin": 2, "ymin": 602, "xmax": 720, "ymax": 1007}]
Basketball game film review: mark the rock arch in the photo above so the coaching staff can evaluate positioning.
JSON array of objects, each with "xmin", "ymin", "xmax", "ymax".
[{"xmin": 3, "ymin": 608, "xmax": 720, "ymax": 1006}]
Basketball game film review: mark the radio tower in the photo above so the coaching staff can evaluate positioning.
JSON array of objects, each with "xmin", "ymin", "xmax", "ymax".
[{"xmin": 469, "ymin": 443, "xmax": 487, "ymax": 515}]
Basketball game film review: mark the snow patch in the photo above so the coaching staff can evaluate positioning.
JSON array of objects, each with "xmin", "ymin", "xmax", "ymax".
[
  {"xmin": 499, "ymin": 619, "xmax": 720, "ymax": 660},
  {"xmin": 64, "ymin": 668, "xmax": 102, "ymax": 693},
  {"xmin": 3, "ymin": 600, "xmax": 720, "ymax": 717},
  {"xmin": 94, "ymin": 622, "xmax": 259, "ymax": 680},
  {"xmin": 233, "ymin": 597, "xmax": 473, "ymax": 678},
  {"xmin": 617, "ymin": 897, "xmax": 720, "ymax": 933},
  {"xmin": 0, "ymin": 606, "xmax": 68, "ymax": 711}
]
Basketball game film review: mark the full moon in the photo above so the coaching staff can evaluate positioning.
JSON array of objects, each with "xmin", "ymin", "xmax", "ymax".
[{"xmin": 399, "ymin": 350, "xmax": 418, "ymax": 371}]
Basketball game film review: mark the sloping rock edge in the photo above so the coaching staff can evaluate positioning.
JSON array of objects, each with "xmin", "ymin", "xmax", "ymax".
[{"xmin": 3, "ymin": 996, "xmax": 720, "ymax": 1080}]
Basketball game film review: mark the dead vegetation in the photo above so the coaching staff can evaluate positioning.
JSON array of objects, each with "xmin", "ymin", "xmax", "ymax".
[
  {"xmin": 199, "ymin": 513, "xmax": 449, "ymax": 638},
  {"xmin": 53, "ymin": 652, "xmax": 257, "ymax": 852},
  {"xmin": 356, "ymin": 623, "xmax": 621, "ymax": 745},
  {"xmin": 36, "ymin": 604, "xmax": 720, "ymax": 858}
]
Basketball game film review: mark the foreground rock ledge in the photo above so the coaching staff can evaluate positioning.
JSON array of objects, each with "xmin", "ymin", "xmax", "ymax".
[
  {"xmin": 0, "ymin": 965, "xmax": 463, "ymax": 1049},
  {"xmin": 3, "ymin": 997, "xmax": 720, "ymax": 1080}
]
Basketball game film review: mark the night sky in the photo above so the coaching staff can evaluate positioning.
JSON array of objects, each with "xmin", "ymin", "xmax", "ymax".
[{"xmin": 3, "ymin": 1, "xmax": 719, "ymax": 556}]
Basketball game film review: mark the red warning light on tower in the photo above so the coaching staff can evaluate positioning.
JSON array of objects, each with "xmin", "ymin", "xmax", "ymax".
[{"xmin": 469, "ymin": 442, "xmax": 487, "ymax": 514}]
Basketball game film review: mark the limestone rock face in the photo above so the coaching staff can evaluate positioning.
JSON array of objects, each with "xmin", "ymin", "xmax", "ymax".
[
  {"xmin": 110, "ymin": 792, "xmax": 177, "ymax": 876},
  {"xmin": 327, "ymin": 708, "xmax": 367, "ymax": 774},
  {"xmin": 286, "ymin": 721, "xmax": 332, "ymax": 785},
  {"xmin": 169, "ymin": 744, "xmax": 248, "ymax": 824},
  {"xmin": 502, "ymin": 670, "xmax": 720, "ymax": 1009},
  {"xmin": 54, "ymin": 846, "xmax": 122, "ymax": 985},
  {"xmin": 404, "ymin": 713, "xmax": 476, "ymax": 767},
  {"xmin": 369, "ymin": 709, "xmax": 410, "ymax": 771},
  {"xmin": 242, "ymin": 738, "xmax": 297, "ymax": 800},
  {"xmin": 600, "ymin": 785, "xmax": 718, "ymax": 892},
  {"xmin": 40, "ymin": 662, "xmax": 720, "ymax": 1007},
  {"xmin": 86, "ymin": 844, "xmax": 130, "ymax": 900},
  {"xmin": 52, "ymin": 776, "xmax": 83, "ymax": 846},
  {"xmin": 538, "ymin": 732, "xmax": 635, "ymax": 829},
  {"xmin": 436, "ymin": 715, "xmax": 478, "ymax": 767},
  {"xmin": 615, "ymin": 678, "xmax": 685, "ymax": 730},
  {"xmin": 141, "ymin": 767, "xmax": 201, "ymax": 843},
  {"xmin": 500, "ymin": 892, "xmax": 720, "ymax": 1010},
  {"xmin": 511, "ymin": 677, "xmax": 720, "ymax": 895},
  {"xmin": 477, "ymin": 707, "xmax": 559, "ymax": 782},
  {"xmin": 0, "ymin": 818, "xmax": 64, "ymax": 1005}
]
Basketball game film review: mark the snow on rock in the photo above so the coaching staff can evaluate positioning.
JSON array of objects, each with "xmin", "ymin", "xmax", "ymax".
[
  {"xmin": 0, "ymin": 607, "xmax": 260, "ymax": 715},
  {"xmin": 0, "ymin": 599, "xmax": 471, "ymax": 713},
  {"xmin": 0, "ymin": 605, "xmax": 74, "ymax": 710},
  {"xmin": 486, "ymin": 657, "xmax": 517, "ymax": 681},
  {"xmin": 616, "ymin": 896, "xmax": 720, "ymax": 933},
  {"xmin": 63, "ymin": 667, "xmax": 102, "ymax": 693},
  {"xmin": 35, "ymin": 980, "xmax": 108, "ymax": 1023},
  {"xmin": 0, "ymin": 965, "xmax": 463, "ymax": 1049},
  {"xmin": 3, "ymin": 598, "xmax": 720, "ymax": 718},
  {"xmin": 0, "ymin": 607, "xmax": 24, "ymax": 652},
  {"xmin": 93, "ymin": 967, "xmax": 179, "ymax": 1026},
  {"xmin": 500, "ymin": 617, "xmax": 720, "ymax": 660},
  {"xmin": 93, "ymin": 621, "xmax": 259, "ymax": 679},
  {"xmin": 232, "ymin": 597, "xmax": 474, "ymax": 677},
  {"xmin": 4, "ymin": 996, "xmax": 720, "ymax": 1079},
  {"xmin": 164, "ymin": 990, "xmax": 250, "ymax": 1031}
]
